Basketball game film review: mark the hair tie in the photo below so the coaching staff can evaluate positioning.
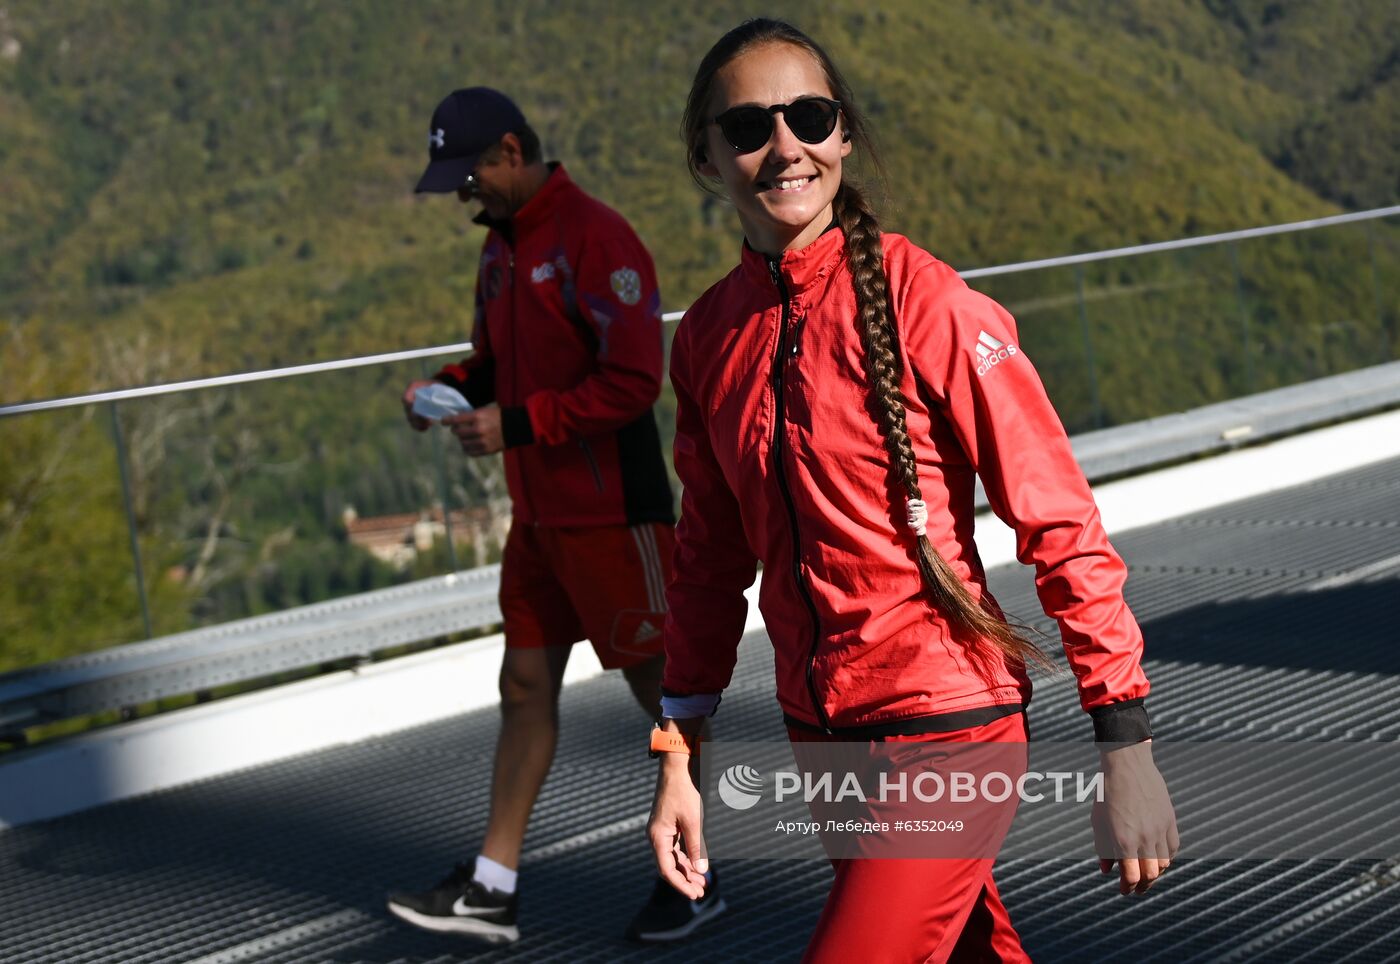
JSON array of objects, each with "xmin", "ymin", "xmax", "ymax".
[{"xmin": 906, "ymin": 498, "xmax": 927, "ymax": 537}]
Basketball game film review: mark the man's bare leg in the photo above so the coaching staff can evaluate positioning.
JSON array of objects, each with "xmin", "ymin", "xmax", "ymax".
[{"xmin": 479, "ymin": 642, "xmax": 573, "ymax": 869}]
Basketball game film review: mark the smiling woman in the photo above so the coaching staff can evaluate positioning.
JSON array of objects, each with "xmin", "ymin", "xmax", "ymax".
[
  {"xmin": 648, "ymin": 17, "xmax": 1178, "ymax": 964},
  {"xmin": 684, "ymin": 32, "xmax": 854, "ymax": 256}
]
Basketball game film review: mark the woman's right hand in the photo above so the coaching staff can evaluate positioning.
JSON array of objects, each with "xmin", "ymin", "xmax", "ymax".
[{"xmin": 648, "ymin": 754, "xmax": 709, "ymax": 900}]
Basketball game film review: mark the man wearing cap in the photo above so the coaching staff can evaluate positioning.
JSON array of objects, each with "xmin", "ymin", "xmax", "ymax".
[{"xmin": 386, "ymin": 87, "xmax": 723, "ymax": 946}]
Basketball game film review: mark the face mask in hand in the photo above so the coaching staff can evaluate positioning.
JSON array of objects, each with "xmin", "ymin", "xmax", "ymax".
[{"xmin": 412, "ymin": 383, "xmax": 475, "ymax": 423}]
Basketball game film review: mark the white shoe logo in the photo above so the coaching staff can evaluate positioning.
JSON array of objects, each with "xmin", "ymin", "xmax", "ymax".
[
  {"xmin": 974, "ymin": 330, "xmax": 1019, "ymax": 377},
  {"xmin": 429, "ymin": 128, "xmax": 446, "ymax": 150},
  {"xmin": 451, "ymin": 896, "xmax": 502, "ymax": 916}
]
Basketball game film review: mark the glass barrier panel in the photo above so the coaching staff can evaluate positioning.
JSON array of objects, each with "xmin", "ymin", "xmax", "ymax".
[
  {"xmin": 0, "ymin": 405, "xmax": 152, "ymax": 671},
  {"xmin": 1237, "ymin": 220, "xmax": 1391, "ymax": 387},
  {"xmin": 1078, "ymin": 243, "xmax": 1247, "ymax": 426},
  {"xmin": 6, "ymin": 214, "xmax": 1397, "ymax": 675},
  {"xmin": 1367, "ymin": 216, "xmax": 1399, "ymax": 362},
  {"xmin": 112, "ymin": 353, "xmax": 500, "ymax": 638},
  {"xmin": 967, "ymin": 267, "xmax": 1101, "ymax": 435}
]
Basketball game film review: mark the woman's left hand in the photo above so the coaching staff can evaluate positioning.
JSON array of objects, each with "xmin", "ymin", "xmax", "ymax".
[{"xmin": 1090, "ymin": 739, "xmax": 1179, "ymax": 896}]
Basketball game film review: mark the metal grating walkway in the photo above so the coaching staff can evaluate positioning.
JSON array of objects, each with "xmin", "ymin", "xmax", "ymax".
[{"xmin": 2, "ymin": 458, "xmax": 1399, "ymax": 962}]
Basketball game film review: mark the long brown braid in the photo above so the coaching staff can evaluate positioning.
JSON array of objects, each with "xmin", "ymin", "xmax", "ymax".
[
  {"xmin": 685, "ymin": 18, "xmax": 1048, "ymax": 671},
  {"xmin": 834, "ymin": 183, "xmax": 1049, "ymax": 671}
]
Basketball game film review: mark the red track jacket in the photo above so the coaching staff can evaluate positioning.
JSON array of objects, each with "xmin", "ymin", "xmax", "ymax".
[
  {"xmin": 662, "ymin": 228, "xmax": 1151, "ymax": 741},
  {"xmin": 435, "ymin": 165, "xmax": 674, "ymax": 527}
]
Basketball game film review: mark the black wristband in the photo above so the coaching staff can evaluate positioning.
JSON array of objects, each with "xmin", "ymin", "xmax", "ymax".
[
  {"xmin": 1090, "ymin": 698, "xmax": 1152, "ymax": 744},
  {"xmin": 500, "ymin": 406, "xmax": 535, "ymax": 448}
]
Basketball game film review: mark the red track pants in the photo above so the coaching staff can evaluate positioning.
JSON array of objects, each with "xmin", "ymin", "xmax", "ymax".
[{"xmin": 789, "ymin": 712, "xmax": 1032, "ymax": 964}]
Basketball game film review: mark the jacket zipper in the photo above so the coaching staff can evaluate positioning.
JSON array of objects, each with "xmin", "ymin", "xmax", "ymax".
[{"xmin": 766, "ymin": 258, "xmax": 831, "ymax": 733}]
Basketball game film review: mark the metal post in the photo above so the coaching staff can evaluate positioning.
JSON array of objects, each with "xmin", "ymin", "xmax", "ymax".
[
  {"xmin": 109, "ymin": 402, "xmax": 153, "ymax": 639},
  {"xmin": 422, "ymin": 361, "xmax": 460, "ymax": 572},
  {"xmin": 1229, "ymin": 242, "xmax": 1258, "ymax": 391},
  {"xmin": 1075, "ymin": 265, "xmax": 1106, "ymax": 429},
  {"xmin": 1367, "ymin": 220, "xmax": 1390, "ymax": 359}
]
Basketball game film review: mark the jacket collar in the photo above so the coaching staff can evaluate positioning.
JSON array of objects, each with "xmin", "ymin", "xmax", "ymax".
[
  {"xmin": 740, "ymin": 221, "xmax": 847, "ymax": 296},
  {"xmin": 472, "ymin": 162, "xmax": 572, "ymax": 242}
]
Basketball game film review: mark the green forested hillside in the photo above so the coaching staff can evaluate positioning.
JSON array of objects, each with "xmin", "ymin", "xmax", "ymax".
[
  {"xmin": 1, "ymin": 0, "xmax": 1397, "ymax": 670},
  {"xmin": 4, "ymin": 0, "xmax": 1395, "ymax": 373}
]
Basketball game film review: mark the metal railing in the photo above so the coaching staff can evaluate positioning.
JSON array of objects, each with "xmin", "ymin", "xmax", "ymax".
[
  {"xmin": 955, "ymin": 205, "xmax": 1400, "ymax": 278},
  {"xmin": 0, "ymin": 206, "xmax": 1395, "ymax": 697},
  {"xmin": 0, "ymin": 343, "xmax": 475, "ymax": 417},
  {"xmin": 5, "ymin": 206, "xmax": 1396, "ymax": 418}
]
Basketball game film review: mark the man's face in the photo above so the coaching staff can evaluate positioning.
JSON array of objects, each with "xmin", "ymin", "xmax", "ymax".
[{"xmin": 456, "ymin": 150, "xmax": 515, "ymax": 221}]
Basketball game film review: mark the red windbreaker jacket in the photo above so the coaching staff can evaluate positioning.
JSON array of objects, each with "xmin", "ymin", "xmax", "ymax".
[
  {"xmin": 435, "ymin": 165, "xmax": 674, "ymax": 527},
  {"xmin": 662, "ymin": 228, "xmax": 1151, "ymax": 741}
]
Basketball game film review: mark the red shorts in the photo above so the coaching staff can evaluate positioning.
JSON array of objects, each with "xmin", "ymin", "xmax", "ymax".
[{"xmin": 499, "ymin": 521, "xmax": 672, "ymax": 670}]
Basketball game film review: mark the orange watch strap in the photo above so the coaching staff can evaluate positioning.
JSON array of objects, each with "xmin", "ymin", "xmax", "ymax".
[{"xmin": 649, "ymin": 726, "xmax": 697, "ymax": 757}]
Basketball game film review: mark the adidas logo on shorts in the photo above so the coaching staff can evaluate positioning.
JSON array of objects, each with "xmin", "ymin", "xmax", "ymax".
[{"xmin": 633, "ymin": 619, "xmax": 661, "ymax": 644}]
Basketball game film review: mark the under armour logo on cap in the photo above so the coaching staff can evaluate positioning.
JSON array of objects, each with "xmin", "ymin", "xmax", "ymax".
[{"xmin": 429, "ymin": 128, "xmax": 445, "ymax": 149}]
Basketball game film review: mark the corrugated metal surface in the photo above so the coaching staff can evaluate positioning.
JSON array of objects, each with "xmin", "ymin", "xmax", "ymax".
[
  {"xmin": 1, "ymin": 457, "xmax": 1397, "ymax": 962},
  {"xmin": 0, "ymin": 568, "xmax": 505, "ymax": 732}
]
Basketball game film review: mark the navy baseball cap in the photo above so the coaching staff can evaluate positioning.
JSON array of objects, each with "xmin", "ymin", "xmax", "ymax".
[{"xmin": 415, "ymin": 87, "xmax": 527, "ymax": 194}]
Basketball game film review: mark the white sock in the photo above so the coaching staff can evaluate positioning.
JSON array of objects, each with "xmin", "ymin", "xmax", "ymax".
[{"xmin": 473, "ymin": 855, "xmax": 518, "ymax": 895}]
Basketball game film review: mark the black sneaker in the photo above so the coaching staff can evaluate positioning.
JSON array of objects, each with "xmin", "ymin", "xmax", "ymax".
[
  {"xmin": 624, "ymin": 871, "xmax": 727, "ymax": 942},
  {"xmin": 386, "ymin": 863, "xmax": 520, "ymax": 944}
]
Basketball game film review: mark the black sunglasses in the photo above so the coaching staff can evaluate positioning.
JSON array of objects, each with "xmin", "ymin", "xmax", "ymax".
[{"xmin": 709, "ymin": 96, "xmax": 842, "ymax": 154}]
